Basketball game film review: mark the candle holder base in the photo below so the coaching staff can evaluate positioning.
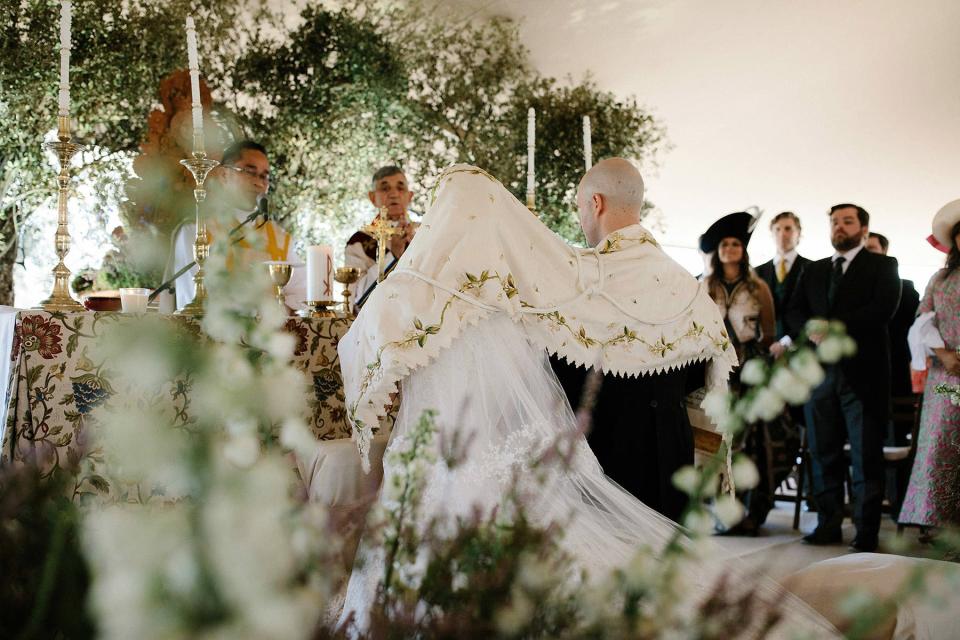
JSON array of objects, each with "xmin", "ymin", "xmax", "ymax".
[{"xmin": 297, "ymin": 300, "xmax": 340, "ymax": 319}]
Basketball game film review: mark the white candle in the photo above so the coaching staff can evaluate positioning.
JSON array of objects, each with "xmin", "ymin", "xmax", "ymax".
[
  {"xmin": 306, "ymin": 245, "xmax": 334, "ymax": 301},
  {"xmin": 526, "ymin": 107, "xmax": 536, "ymax": 196},
  {"xmin": 185, "ymin": 16, "xmax": 203, "ymax": 145},
  {"xmin": 58, "ymin": 1, "xmax": 71, "ymax": 116},
  {"xmin": 583, "ymin": 115, "xmax": 593, "ymax": 172}
]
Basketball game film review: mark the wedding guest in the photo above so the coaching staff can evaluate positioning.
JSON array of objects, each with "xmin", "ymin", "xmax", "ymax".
[
  {"xmin": 786, "ymin": 204, "xmax": 901, "ymax": 552},
  {"xmin": 345, "ymin": 166, "xmax": 419, "ymax": 305},
  {"xmin": 756, "ymin": 212, "xmax": 811, "ymax": 343},
  {"xmin": 168, "ymin": 140, "xmax": 305, "ymax": 311},
  {"xmin": 701, "ymin": 212, "xmax": 787, "ymax": 535},
  {"xmin": 866, "ymin": 232, "xmax": 920, "ymax": 405},
  {"xmin": 899, "ymin": 202, "xmax": 960, "ymax": 535}
]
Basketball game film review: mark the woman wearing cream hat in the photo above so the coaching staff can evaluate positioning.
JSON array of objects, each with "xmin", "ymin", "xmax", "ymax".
[{"xmin": 899, "ymin": 200, "xmax": 960, "ymax": 535}]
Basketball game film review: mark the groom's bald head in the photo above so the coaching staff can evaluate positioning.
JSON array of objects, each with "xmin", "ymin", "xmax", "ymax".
[{"xmin": 576, "ymin": 158, "xmax": 645, "ymax": 246}]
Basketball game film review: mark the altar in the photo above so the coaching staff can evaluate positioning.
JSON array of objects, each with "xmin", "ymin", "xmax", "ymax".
[{"xmin": 0, "ymin": 307, "xmax": 366, "ymax": 501}]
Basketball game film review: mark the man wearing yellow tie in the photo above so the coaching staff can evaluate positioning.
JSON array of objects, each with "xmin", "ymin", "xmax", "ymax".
[
  {"xmin": 756, "ymin": 211, "xmax": 811, "ymax": 349},
  {"xmin": 168, "ymin": 140, "xmax": 306, "ymax": 311}
]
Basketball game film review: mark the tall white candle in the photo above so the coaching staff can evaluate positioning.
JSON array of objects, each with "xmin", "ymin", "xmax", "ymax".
[
  {"xmin": 306, "ymin": 245, "xmax": 334, "ymax": 301},
  {"xmin": 185, "ymin": 16, "xmax": 203, "ymax": 145},
  {"xmin": 583, "ymin": 115, "xmax": 593, "ymax": 172},
  {"xmin": 58, "ymin": 0, "xmax": 71, "ymax": 116},
  {"xmin": 526, "ymin": 107, "xmax": 536, "ymax": 196}
]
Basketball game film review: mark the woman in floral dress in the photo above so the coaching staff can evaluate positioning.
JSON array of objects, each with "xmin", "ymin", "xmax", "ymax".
[{"xmin": 899, "ymin": 214, "xmax": 960, "ymax": 531}]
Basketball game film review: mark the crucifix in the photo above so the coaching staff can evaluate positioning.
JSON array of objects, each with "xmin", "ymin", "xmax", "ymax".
[{"xmin": 361, "ymin": 207, "xmax": 402, "ymax": 283}]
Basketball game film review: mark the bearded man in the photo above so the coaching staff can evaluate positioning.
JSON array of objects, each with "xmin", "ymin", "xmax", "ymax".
[{"xmin": 786, "ymin": 203, "xmax": 901, "ymax": 552}]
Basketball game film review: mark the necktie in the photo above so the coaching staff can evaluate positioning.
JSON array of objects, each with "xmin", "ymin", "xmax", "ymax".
[
  {"xmin": 776, "ymin": 258, "xmax": 788, "ymax": 283},
  {"xmin": 827, "ymin": 256, "xmax": 845, "ymax": 307}
]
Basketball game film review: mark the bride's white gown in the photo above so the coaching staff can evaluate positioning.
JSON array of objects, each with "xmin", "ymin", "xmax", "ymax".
[{"xmin": 340, "ymin": 314, "xmax": 838, "ymax": 637}]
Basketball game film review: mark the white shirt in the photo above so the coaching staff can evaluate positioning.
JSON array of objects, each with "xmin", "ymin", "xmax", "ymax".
[
  {"xmin": 168, "ymin": 209, "xmax": 306, "ymax": 311},
  {"xmin": 832, "ymin": 242, "xmax": 864, "ymax": 274},
  {"xmin": 775, "ymin": 249, "xmax": 799, "ymax": 274}
]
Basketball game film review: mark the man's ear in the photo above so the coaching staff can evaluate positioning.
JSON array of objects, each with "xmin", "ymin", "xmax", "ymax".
[
  {"xmin": 592, "ymin": 193, "xmax": 604, "ymax": 216},
  {"xmin": 367, "ymin": 191, "xmax": 377, "ymax": 207}
]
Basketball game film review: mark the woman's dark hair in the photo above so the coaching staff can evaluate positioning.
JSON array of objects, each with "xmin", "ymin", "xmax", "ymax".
[
  {"xmin": 944, "ymin": 220, "xmax": 960, "ymax": 277},
  {"xmin": 706, "ymin": 238, "xmax": 758, "ymax": 295}
]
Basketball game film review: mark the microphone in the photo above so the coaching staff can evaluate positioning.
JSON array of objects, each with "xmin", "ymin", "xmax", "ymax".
[{"xmin": 257, "ymin": 193, "xmax": 269, "ymax": 223}]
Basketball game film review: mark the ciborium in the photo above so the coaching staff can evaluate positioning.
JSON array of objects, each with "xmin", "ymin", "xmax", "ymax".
[
  {"xmin": 334, "ymin": 266, "xmax": 360, "ymax": 315},
  {"xmin": 176, "ymin": 141, "xmax": 219, "ymax": 316},
  {"xmin": 36, "ymin": 115, "xmax": 85, "ymax": 312}
]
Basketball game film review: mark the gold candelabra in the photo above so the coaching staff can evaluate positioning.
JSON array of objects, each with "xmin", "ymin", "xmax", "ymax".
[
  {"xmin": 176, "ymin": 141, "xmax": 219, "ymax": 316},
  {"xmin": 36, "ymin": 115, "xmax": 85, "ymax": 312},
  {"xmin": 361, "ymin": 207, "xmax": 401, "ymax": 283}
]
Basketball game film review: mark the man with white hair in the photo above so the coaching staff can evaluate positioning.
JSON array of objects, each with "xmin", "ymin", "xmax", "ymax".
[{"xmin": 551, "ymin": 158, "xmax": 705, "ymax": 522}]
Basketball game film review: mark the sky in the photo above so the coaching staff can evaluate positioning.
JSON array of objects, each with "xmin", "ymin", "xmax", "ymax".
[{"xmin": 448, "ymin": 0, "xmax": 960, "ymax": 286}]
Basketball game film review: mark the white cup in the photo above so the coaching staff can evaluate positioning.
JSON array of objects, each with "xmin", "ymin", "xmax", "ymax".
[{"xmin": 119, "ymin": 288, "xmax": 151, "ymax": 314}]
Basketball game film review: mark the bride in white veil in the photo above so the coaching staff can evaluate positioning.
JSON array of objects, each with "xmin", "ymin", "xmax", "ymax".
[{"xmin": 336, "ymin": 161, "xmax": 838, "ymax": 637}]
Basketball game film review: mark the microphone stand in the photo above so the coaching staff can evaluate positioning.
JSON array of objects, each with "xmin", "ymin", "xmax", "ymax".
[{"xmin": 148, "ymin": 208, "xmax": 265, "ymax": 303}]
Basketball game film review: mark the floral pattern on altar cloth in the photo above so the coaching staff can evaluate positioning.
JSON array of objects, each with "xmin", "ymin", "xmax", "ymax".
[{"xmin": 1, "ymin": 311, "xmax": 363, "ymax": 503}]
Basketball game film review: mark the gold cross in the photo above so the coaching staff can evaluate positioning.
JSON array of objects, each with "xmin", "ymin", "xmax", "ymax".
[{"xmin": 361, "ymin": 207, "xmax": 402, "ymax": 283}]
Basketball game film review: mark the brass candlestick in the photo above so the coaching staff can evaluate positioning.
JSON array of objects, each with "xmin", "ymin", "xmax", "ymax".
[
  {"xmin": 361, "ymin": 207, "xmax": 401, "ymax": 283},
  {"xmin": 266, "ymin": 262, "xmax": 292, "ymax": 309},
  {"xmin": 176, "ymin": 143, "xmax": 219, "ymax": 316},
  {"xmin": 36, "ymin": 115, "xmax": 85, "ymax": 313},
  {"xmin": 334, "ymin": 266, "xmax": 360, "ymax": 315},
  {"xmin": 526, "ymin": 189, "xmax": 536, "ymax": 214}
]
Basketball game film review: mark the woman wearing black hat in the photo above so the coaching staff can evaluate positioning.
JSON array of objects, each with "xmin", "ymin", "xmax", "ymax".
[{"xmin": 701, "ymin": 212, "xmax": 787, "ymax": 536}]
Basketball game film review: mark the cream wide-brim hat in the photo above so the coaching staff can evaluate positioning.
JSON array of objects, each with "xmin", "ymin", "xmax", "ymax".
[{"xmin": 933, "ymin": 199, "xmax": 960, "ymax": 248}]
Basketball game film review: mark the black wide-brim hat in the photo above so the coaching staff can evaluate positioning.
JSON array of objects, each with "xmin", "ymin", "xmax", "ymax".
[{"xmin": 698, "ymin": 211, "xmax": 759, "ymax": 254}]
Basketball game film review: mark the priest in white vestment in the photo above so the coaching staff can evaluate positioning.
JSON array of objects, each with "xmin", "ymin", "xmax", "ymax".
[{"xmin": 168, "ymin": 140, "xmax": 306, "ymax": 311}]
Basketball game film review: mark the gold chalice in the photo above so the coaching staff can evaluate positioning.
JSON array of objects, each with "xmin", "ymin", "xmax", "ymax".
[
  {"xmin": 334, "ymin": 266, "xmax": 360, "ymax": 315},
  {"xmin": 265, "ymin": 261, "xmax": 292, "ymax": 309}
]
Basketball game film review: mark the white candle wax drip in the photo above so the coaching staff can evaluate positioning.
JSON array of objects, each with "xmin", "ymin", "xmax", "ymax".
[
  {"xmin": 526, "ymin": 107, "xmax": 536, "ymax": 196},
  {"xmin": 185, "ymin": 16, "xmax": 203, "ymax": 145},
  {"xmin": 58, "ymin": 0, "xmax": 71, "ymax": 117},
  {"xmin": 583, "ymin": 115, "xmax": 593, "ymax": 172}
]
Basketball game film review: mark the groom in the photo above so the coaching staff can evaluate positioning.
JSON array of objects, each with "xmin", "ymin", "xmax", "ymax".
[{"xmin": 551, "ymin": 158, "xmax": 704, "ymax": 522}]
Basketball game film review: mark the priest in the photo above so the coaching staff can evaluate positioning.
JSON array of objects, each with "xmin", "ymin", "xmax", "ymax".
[
  {"xmin": 168, "ymin": 140, "xmax": 305, "ymax": 310},
  {"xmin": 344, "ymin": 165, "xmax": 418, "ymax": 305}
]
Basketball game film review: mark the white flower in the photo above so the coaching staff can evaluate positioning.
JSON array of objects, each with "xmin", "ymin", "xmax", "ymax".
[
  {"xmin": 280, "ymin": 417, "xmax": 319, "ymax": 460},
  {"xmin": 714, "ymin": 495, "xmax": 745, "ymax": 528},
  {"xmin": 684, "ymin": 508, "xmax": 714, "ymax": 536},
  {"xmin": 817, "ymin": 336, "xmax": 845, "ymax": 363},
  {"xmin": 744, "ymin": 387, "xmax": 785, "ymax": 423},
  {"xmin": 622, "ymin": 551, "xmax": 657, "ymax": 592},
  {"xmin": 740, "ymin": 358, "xmax": 767, "ymax": 386},
  {"xmin": 731, "ymin": 455, "xmax": 760, "ymax": 490},
  {"xmin": 495, "ymin": 589, "xmax": 535, "ymax": 636},
  {"xmin": 805, "ymin": 318, "xmax": 829, "ymax": 337},
  {"xmin": 701, "ymin": 389, "xmax": 731, "ymax": 422},
  {"xmin": 715, "ymin": 412, "xmax": 744, "ymax": 436},
  {"xmin": 841, "ymin": 336, "xmax": 858, "ymax": 356},
  {"xmin": 770, "ymin": 367, "xmax": 811, "ymax": 405},
  {"xmin": 264, "ymin": 331, "xmax": 296, "ymax": 360},
  {"xmin": 789, "ymin": 350, "xmax": 825, "ymax": 387},
  {"xmin": 672, "ymin": 466, "xmax": 700, "ymax": 496},
  {"xmin": 223, "ymin": 433, "xmax": 261, "ymax": 468},
  {"xmin": 517, "ymin": 553, "xmax": 554, "ymax": 592}
]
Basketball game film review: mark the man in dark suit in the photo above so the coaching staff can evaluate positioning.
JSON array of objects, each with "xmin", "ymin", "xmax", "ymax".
[
  {"xmin": 756, "ymin": 212, "xmax": 811, "ymax": 342},
  {"xmin": 786, "ymin": 204, "xmax": 902, "ymax": 552},
  {"xmin": 552, "ymin": 359, "xmax": 704, "ymax": 522}
]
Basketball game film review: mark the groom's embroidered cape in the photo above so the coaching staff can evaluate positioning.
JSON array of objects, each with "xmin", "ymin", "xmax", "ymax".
[{"xmin": 340, "ymin": 164, "xmax": 738, "ymax": 469}]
